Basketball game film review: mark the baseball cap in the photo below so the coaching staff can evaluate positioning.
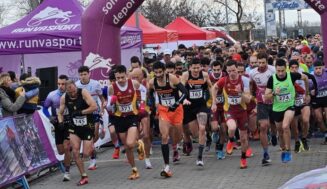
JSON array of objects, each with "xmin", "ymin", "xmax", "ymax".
[
  {"xmin": 232, "ymin": 53, "xmax": 242, "ymax": 62},
  {"xmin": 164, "ymin": 49, "xmax": 171, "ymax": 55},
  {"xmin": 301, "ymin": 45, "xmax": 311, "ymax": 55}
]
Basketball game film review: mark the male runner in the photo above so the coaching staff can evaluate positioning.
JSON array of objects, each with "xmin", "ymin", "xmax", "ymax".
[
  {"xmin": 265, "ymin": 59, "xmax": 309, "ymax": 163},
  {"xmin": 58, "ymin": 80, "xmax": 97, "ymax": 186},
  {"xmin": 311, "ymin": 60, "xmax": 327, "ymax": 145},
  {"xmin": 108, "ymin": 65, "xmax": 143, "ymax": 180},
  {"xmin": 249, "ymin": 52, "xmax": 276, "ymax": 166},
  {"xmin": 148, "ymin": 61, "xmax": 188, "ymax": 177},
  {"xmin": 181, "ymin": 57, "xmax": 212, "ymax": 166},
  {"xmin": 76, "ymin": 66, "xmax": 105, "ymax": 170},
  {"xmin": 289, "ymin": 60, "xmax": 316, "ymax": 152},
  {"xmin": 211, "ymin": 60, "xmax": 252, "ymax": 169},
  {"xmin": 130, "ymin": 68, "xmax": 151, "ymax": 168},
  {"xmin": 43, "ymin": 75, "xmax": 71, "ymax": 181},
  {"xmin": 209, "ymin": 60, "xmax": 227, "ymax": 159}
]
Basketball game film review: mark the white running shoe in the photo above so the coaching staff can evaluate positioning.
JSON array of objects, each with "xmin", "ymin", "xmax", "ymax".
[
  {"xmin": 63, "ymin": 172, "xmax": 70, "ymax": 182},
  {"xmin": 88, "ymin": 159, "xmax": 97, "ymax": 170},
  {"xmin": 196, "ymin": 159, "xmax": 204, "ymax": 166},
  {"xmin": 145, "ymin": 158, "xmax": 153, "ymax": 169}
]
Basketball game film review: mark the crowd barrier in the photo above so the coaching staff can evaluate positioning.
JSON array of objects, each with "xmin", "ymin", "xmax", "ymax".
[{"xmin": 0, "ymin": 110, "xmax": 112, "ymax": 188}]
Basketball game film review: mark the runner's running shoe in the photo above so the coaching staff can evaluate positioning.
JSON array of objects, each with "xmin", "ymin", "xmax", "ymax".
[
  {"xmin": 240, "ymin": 158, "xmax": 247, "ymax": 169},
  {"xmin": 196, "ymin": 159, "xmax": 204, "ymax": 166},
  {"xmin": 88, "ymin": 160, "xmax": 97, "ymax": 170},
  {"xmin": 112, "ymin": 147, "xmax": 120, "ymax": 159},
  {"xmin": 160, "ymin": 169, "xmax": 173, "ymax": 178},
  {"xmin": 173, "ymin": 151, "xmax": 181, "ymax": 163},
  {"xmin": 246, "ymin": 147, "xmax": 254, "ymax": 158},
  {"xmin": 128, "ymin": 168, "xmax": 140, "ymax": 180},
  {"xmin": 226, "ymin": 141, "xmax": 234, "ymax": 155},
  {"xmin": 262, "ymin": 153, "xmax": 272, "ymax": 166},
  {"xmin": 216, "ymin": 150, "xmax": 225, "ymax": 160},
  {"xmin": 63, "ymin": 172, "xmax": 70, "ymax": 182},
  {"xmin": 77, "ymin": 176, "xmax": 88, "ymax": 186}
]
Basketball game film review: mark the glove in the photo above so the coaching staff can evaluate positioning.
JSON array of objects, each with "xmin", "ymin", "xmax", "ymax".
[
  {"xmin": 49, "ymin": 116, "xmax": 58, "ymax": 126},
  {"xmin": 72, "ymin": 110, "xmax": 82, "ymax": 117},
  {"xmin": 168, "ymin": 102, "xmax": 179, "ymax": 112}
]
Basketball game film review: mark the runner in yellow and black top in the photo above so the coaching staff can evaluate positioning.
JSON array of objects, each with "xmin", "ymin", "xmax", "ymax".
[{"xmin": 148, "ymin": 61, "xmax": 189, "ymax": 178}]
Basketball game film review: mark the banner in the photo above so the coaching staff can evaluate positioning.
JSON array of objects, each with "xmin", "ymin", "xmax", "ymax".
[
  {"xmin": 269, "ymin": 0, "xmax": 309, "ymax": 10},
  {"xmin": 0, "ymin": 113, "xmax": 57, "ymax": 188},
  {"xmin": 265, "ymin": 2, "xmax": 278, "ymax": 37}
]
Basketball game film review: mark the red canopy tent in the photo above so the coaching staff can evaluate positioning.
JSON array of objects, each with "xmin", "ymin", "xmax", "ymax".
[
  {"xmin": 165, "ymin": 17, "xmax": 216, "ymax": 40},
  {"xmin": 126, "ymin": 13, "xmax": 178, "ymax": 44}
]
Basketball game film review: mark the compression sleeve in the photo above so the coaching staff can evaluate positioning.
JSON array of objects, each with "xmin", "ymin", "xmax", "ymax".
[{"xmin": 175, "ymin": 82, "xmax": 188, "ymax": 104}]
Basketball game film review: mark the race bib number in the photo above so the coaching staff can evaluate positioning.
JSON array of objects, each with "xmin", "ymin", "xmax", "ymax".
[
  {"xmin": 227, "ymin": 96, "xmax": 241, "ymax": 105},
  {"xmin": 189, "ymin": 89, "xmax": 203, "ymax": 99},
  {"xmin": 161, "ymin": 97, "xmax": 176, "ymax": 107},
  {"xmin": 277, "ymin": 94, "xmax": 291, "ymax": 103},
  {"xmin": 295, "ymin": 97, "xmax": 304, "ymax": 107},
  {"xmin": 73, "ymin": 116, "xmax": 87, "ymax": 126},
  {"xmin": 317, "ymin": 90, "xmax": 327, "ymax": 98},
  {"xmin": 216, "ymin": 95, "xmax": 224, "ymax": 104},
  {"xmin": 118, "ymin": 103, "xmax": 133, "ymax": 113}
]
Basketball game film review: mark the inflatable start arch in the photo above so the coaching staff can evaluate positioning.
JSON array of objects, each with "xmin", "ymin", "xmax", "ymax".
[
  {"xmin": 81, "ymin": 0, "xmax": 144, "ymax": 81},
  {"xmin": 304, "ymin": 0, "xmax": 326, "ymax": 65}
]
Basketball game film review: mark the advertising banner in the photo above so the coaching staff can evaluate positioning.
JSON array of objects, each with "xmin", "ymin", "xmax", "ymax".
[{"xmin": 0, "ymin": 113, "xmax": 56, "ymax": 188}]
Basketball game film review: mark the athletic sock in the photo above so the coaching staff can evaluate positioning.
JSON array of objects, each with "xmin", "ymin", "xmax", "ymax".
[
  {"xmin": 198, "ymin": 145, "xmax": 204, "ymax": 160},
  {"xmin": 161, "ymin": 144, "xmax": 169, "ymax": 165}
]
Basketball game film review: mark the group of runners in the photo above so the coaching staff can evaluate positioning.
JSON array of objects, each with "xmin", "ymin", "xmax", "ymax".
[{"xmin": 43, "ymin": 38, "xmax": 327, "ymax": 186}]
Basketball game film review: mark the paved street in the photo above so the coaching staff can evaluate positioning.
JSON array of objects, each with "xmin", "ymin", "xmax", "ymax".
[{"xmin": 30, "ymin": 138, "xmax": 327, "ymax": 189}]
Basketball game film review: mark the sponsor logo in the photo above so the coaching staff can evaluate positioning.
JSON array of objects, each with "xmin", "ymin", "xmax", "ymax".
[
  {"xmin": 84, "ymin": 53, "xmax": 113, "ymax": 79},
  {"xmin": 27, "ymin": 7, "xmax": 74, "ymax": 27},
  {"xmin": 12, "ymin": 7, "xmax": 79, "ymax": 33}
]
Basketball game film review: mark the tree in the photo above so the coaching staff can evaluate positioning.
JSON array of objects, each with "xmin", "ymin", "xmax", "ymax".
[
  {"xmin": 214, "ymin": 0, "xmax": 260, "ymax": 39},
  {"xmin": 141, "ymin": 0, "xmax": 225, "ymax": 27}
]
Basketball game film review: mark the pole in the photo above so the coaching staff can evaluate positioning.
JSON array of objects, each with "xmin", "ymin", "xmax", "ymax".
[
  {"xmin": 225, "ymin": 0, "xmax": 229, "ymax": 33},
  {"xmin": 263, "ymin": 0, "xmax": 267, "ymax": 41},
  {"xmin": 135, "ymin": 9, "xmax": 143, "ymax": 66}
]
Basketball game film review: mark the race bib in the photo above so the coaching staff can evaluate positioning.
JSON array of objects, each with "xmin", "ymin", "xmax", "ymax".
[
  {"xmin": 227, "ymin": 96, "xmax": 241, "ymax": 105},
  {"xmin": 73, "ymin": 116, "xmax": 87, "ymax": 126},
  {"xmin": 161, "ymin": 97, "xmax": 176, "ymax": 107},
  {"xmin": 118, "ymin": 103, "xmax": 133, "ymax": 113},
  {"xmin": 277, "ymin": 94, "xmax": 291, "ymax": 103},
  {"xmin": 317, "ymin": 90, "xmax": 327, "ymax": 98},
  {"xmin": 189, "ymin": 89, "xmax": 203, "ymax": 99},
  {"xmin": 216, "ymin": 95, "xmax": 224, "ymax": 104},
  {"xmin": 295, "ymin": 97, "xmax": 304, "ymax": 107}
]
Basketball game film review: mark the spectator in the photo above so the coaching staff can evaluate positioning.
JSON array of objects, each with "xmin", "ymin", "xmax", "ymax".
[
  {"xmin": 15, "ymin": 74, "xmax": 41, "ymax": 114},
  {"xmin": 0, "ymin": 73, "xmax": 25, "ymax": 117},
  {"xmin": 8, "ymin": 71, "xmax": 19, "ymax": 90}
]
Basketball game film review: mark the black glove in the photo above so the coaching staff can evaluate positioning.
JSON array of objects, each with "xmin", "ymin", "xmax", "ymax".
[
  {"xmin": 168, "ymin": 102, "xmax": 179, "ymax": 112},
  {"xmin": 58, "ymin": 122, "xmax": 65, "ymax": 130},
  {"xmin": 72, "ymin": 110, "xmax": 82, "ymax": 117},
  {"xmin": 49, "ymin": 116, "xmax": 58, "ymax": 126}
]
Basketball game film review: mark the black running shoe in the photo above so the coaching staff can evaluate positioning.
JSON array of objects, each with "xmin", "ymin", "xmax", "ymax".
[
  {"xmin": 302, "ymin": 139, "xmax": 309, "ymax": 151},
  {"xmin": 271, "ymin": 135, "xmax": 277, "ymax": 146},
  {"xmin": 294, "ymin": 141, "xmax": 301, "ymax": 153}
]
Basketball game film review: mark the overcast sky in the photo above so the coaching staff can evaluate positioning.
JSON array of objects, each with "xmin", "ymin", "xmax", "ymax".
[{"xmin": 0, "ymin": 0, "xmax": 321, "ymax": 27}]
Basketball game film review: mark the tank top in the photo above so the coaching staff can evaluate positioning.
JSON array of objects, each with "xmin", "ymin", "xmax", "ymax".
[
  {"xmin": 222, "ymin": 76, "xmax": 247, "ymax": 112},
  {"xmin": 209, "ymin": 72, "xmax": 224, "ymax": 110},
  {"xmin": 186, "ymin": 71, "xmax": 208, "ymax": 106},
  {"xmin": 65, "ymin": 88, "xmax": 93, "ymax": 127},
  {"xmin": 112, "ymin": 79, "xmax": 138, "ymax": 117},
  {"xmin": 314, "ymin": 71, "xmax": 327, "ymax": 99},
  {"xmin": 154, "ymin": 74, "xmax": 180, "ymax": 107},
  {"xmin": 272, "ymin": 72, "xmax": 296, "ymax": 112}
]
